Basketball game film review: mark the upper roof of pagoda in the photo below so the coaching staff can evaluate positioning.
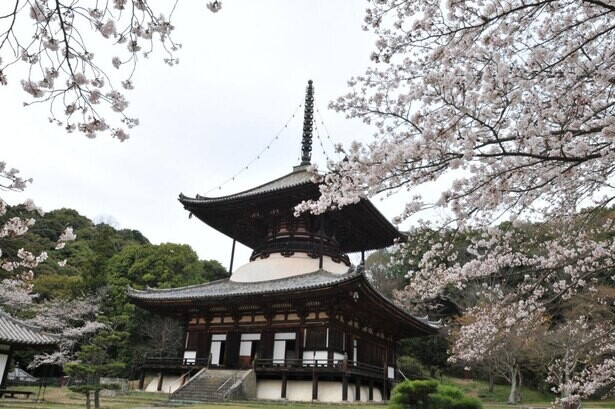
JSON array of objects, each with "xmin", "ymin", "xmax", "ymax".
[
  {"xmin": 178, "ymin": 166, "xmax": 407, "ymax": 253},
  {"xmin": 179, "ymin": 80, "xmax": 407, "ymax": 255}
]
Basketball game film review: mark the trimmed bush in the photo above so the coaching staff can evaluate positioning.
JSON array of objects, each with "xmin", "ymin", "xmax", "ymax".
[
  {"xmin": 436, "ymin": 384, "xmax": 465, "ymax": 400},
  {"xmin": 429, "ymin": 392, "xmax": 456, "ymax": 409},
  {"xmin": 389, "ymin": 380, "xmax": 482, "ymax": 409},
  {"xmin": 398, "ymin": 355, "xmax": 428, "ymax": 379},
  {"xmin": 452, "ymin": 396, "xmax": 483, "ymax": 409}
]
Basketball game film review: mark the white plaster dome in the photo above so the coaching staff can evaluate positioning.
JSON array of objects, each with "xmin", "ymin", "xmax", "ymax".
[{"xmin": 230, "ymin": 252, "xmax": 350, "ymax": 283}]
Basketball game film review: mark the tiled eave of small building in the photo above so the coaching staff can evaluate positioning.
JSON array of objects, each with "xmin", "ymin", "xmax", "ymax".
[
  {"xmin": 127, "ymin": 269, "xmax": 440, "ymax": 336},
  {"xmin": 0, "ymin": 311, "xmax": 59, "ymax": 347}
]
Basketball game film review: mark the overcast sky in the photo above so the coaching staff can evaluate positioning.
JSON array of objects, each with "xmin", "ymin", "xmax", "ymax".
[{"xmin": 2, "ymin": 1, "xmax": 410, "ymax": 269}]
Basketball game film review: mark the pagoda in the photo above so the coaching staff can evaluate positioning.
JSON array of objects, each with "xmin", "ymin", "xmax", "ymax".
[{"xmin": 128, "ymin": 81, "xmax": 438, "ymax": 403}]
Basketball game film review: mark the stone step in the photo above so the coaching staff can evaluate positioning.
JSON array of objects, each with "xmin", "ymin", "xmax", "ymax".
[{"xmin": 170, "ymin": 370, "xmax": 250, "ymax": 402}]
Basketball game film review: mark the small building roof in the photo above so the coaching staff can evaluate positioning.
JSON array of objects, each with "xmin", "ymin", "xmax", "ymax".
[{"xmin": 0, "ymin": 311, "xmax": 59, "ymax": 347}]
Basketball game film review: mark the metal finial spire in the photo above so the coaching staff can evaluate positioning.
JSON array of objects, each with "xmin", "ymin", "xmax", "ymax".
[{"xmin": 300, "ymin": 80, "xmax": 314, "ymax": 166}]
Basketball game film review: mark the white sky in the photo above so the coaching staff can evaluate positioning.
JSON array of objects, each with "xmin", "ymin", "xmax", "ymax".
[{"xmin": 1, "ymin": 1, "xmax": 419, "ymax": 269}]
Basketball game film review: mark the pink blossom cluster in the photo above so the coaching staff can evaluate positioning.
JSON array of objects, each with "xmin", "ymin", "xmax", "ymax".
[
  {"xmin": 0, "ymin": 0, "xmax": 223, "ymax": 140},
  {"xmin": 302, "ymin": 0, "xmax": 615, "ymax": 402}
]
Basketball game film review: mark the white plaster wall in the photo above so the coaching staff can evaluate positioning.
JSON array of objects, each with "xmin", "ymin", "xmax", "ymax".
[
  {"xmin": 144, "ymin": 375, "xmax": 182, "ymax": 393},
  {"xmin": 0, "ymin": 353, "xmax": 8, "ymax": 384},
  {"xmin": 256, "ymin": 379, "xmax": 383, "ymax": 402},
  {"xmin": 144, "ymin": 377, "xmax": 158, "ymax": 392},
  {"xmin": 231, "ymin": 253, "xmax": 349, "ymax": 282},
  {"xmin": 256, "ymin": 379, "xmax": 283, "ymax": 400}
]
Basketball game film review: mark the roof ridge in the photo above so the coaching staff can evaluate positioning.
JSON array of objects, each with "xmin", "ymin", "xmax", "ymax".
[
  {"xmin": 0, "ymin": 310, "xmax": 60, "ymax": 342},
  {"xmin": 355, "ymin": 266, "xmax": 441, "ymax": 330},
  {"xmin": 182, "ymin": 168, "xmax": 315, "ymax": 203}
]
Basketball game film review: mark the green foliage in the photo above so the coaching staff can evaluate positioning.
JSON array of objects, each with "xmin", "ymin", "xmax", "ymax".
[
  {"xmin": 437, "ymin": 384, "xmax": 465, "ymax": 401},
  {"xmin": 32, "ymin": 274, "xmax": 86, "ymax": 300},
  {"xmin": 0, "ymin": 204, "xmax": 227, "ymax": 376},
  {"xmin": 398, "ymin": 355, "xmax": 428, "ymax": 379},
  {"xmin": 391, "ymin": 380, "xmax": 439, "ymax": 409},
  {"xmin": 390, "ymin": 380, "xmax": 482, "ymax": 409},
  {"xmin": 400, "ymin": 335, "xmax": 450, "ymax": 372},
  {"xmin": 451, "ymin": 396, "xmax": 483, "ymax": 409},
  {"xmin": 203, "ymin": 259, "xmax": 230, "ymax": 281}
]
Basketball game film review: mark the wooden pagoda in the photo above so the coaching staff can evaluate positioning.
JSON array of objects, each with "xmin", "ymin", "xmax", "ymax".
[{"xmin": 128, "ymin": 81, "xmax": 438, "ymax": 402}]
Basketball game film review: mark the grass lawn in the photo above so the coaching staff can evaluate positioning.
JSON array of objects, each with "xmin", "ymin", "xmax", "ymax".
[
  {"xmin": 0, "ymin": 381, "xmax": 613, "ymax": 409},
  {"xmin": 443, "ymin": 378, "xmax": 615, "ymax": 409}
]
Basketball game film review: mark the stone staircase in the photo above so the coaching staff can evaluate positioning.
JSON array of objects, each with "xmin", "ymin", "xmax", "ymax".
[{"xmin": 170, "ymin": 369, "xmax": 253, "ymax": 402}]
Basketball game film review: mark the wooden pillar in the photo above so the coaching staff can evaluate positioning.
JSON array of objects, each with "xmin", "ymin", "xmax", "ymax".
[
  {"xmin": 138, "ymin": 370, "xmax": 146, "ymax": 390},
  {"xmin": 156, "ymin": 372, "xmax": 164, "ymax": 392},
  {"xmin": 312, "ymin": 372, "xmax": 319, "ymax": 401},
  {"xmin": 369, "ymin": 379, "xmax": 374, "ymax": 401},
  {"xmin": 281, "ymin": 373, "xmax": 288, "ymax": 399},
  {"xmin": 383, "ymin": 379, "xmax": 388, "ymax": 401},
  {"xmin": 229, "ymin": 239, "xmax": 236, "ymax": 274},
  {"xmin": 355, "ymin": 376, "xmax": 361, "ymax": 401},
  {"xmin": 342, "ymin": 375, "xmax": 348, "ymax": 401}
]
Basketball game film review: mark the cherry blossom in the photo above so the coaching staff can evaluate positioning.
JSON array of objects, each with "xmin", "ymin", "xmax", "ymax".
[
  {"xmin": 299, "ymin": 0, "xmax": 615, "ymax": 403},
  {"xmin": 0, "ymin": 1, "xmax": 222, "ymax": 140}
]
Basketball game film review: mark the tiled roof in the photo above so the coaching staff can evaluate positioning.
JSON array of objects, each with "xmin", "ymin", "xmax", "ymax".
[
  {"xmin": 127, "ymin": 269, "xmax": 358, "ymax": 301},
  {"xmin": 127, "ymin": 269, "xmax": 441, "ymax": 331},
  {"xmin": 0, "ymin": 311, "xmax": 59, "ymax": 346},
  {"xmin": 179, "ymin": 168, "xmax": 314, "ymax": 204}
]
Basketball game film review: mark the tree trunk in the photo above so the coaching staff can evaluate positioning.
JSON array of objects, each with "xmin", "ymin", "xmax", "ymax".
[
  {"xmin": 517, "ymin": 367, "xmax": 523, "ymax": 403},
  {"xmin": 85, "ymin": 391, "xmax": 91, "ymax": 409},
  {"xmin": 94, "ymin": 389, "xmax": 100, "ymax": 409},
  {"xmin": 507, "ymin": 364, "xmax": 521, "ymax": 405},
  {"xmin": 488, "ymin": 371, "xmax": 495, "ymax": 393}
]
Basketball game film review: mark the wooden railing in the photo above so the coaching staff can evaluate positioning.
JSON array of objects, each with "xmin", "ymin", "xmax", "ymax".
[
  {"xmin": 137, "ymin": 356, "xmax": 209, "ymax": 369},
  {"xmin": 254, "ymin": 358, "xmax": 386, "ymax": 379}
]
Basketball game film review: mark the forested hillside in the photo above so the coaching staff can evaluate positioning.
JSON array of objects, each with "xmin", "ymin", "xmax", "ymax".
[{"xmin": 0, "ymin": 204, "xmax": 227, "ymax": 376}]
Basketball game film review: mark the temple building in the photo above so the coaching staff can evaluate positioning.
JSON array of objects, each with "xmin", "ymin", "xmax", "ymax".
[
  {"xmin": 128, "ymin": 81, "xmax": 438, "ymax": 403},
  {"xmin": 0, "ymin": 311, "xmax": 58, "ymax": 389}
]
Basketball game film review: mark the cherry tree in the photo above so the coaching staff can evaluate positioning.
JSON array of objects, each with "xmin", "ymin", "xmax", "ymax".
[
  {"xmin": 297, "ymin": 0, "xmax": 615, "ymax": 403},
  {"xmin": 0, "ymin": 0, "xmax": 221, "ymax": 140},
  {"xmin": 0, "ymin": 163, "xmax": 76, "ymax": 298},
  {"xmin": 27, "ymin": 296, "xmax": 106, "ymax": 369}
]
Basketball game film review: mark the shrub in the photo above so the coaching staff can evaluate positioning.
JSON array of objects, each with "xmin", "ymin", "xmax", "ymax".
[
  {"xmin": 429, "ymin": 393, "xmax": 456, "ymax": 409},
  {"xmin": 436, "ymin": 384, "xmax": 465, "ymax": 400},
  {"xmin": 389, "ymin": 380, "xmax": 482, "ymax": 409},
  {"xmin": 390, "ymin": 380, "xmax": 439, "ymax": 409},
  {"xmin": 398, "ymin": 355, "xmax": 428, "ymax": 379},
  {"xmin": 452, "ymin": 396, "xmax": 483, "ymax": 409}
]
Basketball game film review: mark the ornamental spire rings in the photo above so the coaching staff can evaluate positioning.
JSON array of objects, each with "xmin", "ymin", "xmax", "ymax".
[{"xmin": 300, "ymin": 80, "xmax": 314, "ymax": 166}]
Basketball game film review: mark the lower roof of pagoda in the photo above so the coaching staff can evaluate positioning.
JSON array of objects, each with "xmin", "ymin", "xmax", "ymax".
[
  {"xmin": 126, "ymin": 267, "xmax": 440, "ymax": 337},
  {"xmin": 128, "ymin": 268, "xmax": 357, "ymax": 302}
]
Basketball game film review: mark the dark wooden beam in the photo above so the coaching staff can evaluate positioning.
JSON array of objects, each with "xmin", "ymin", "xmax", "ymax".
[
  {"xmin": 281, "ymin": 373, "xmax": 287, "ymax": 399},
  {"xmin": 229, "ymin": 239, "xmax": 236, "ymax": 274},
  {"xmin": 312, "ymin": 372, "xmax": 318, "ymax": 401}
]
